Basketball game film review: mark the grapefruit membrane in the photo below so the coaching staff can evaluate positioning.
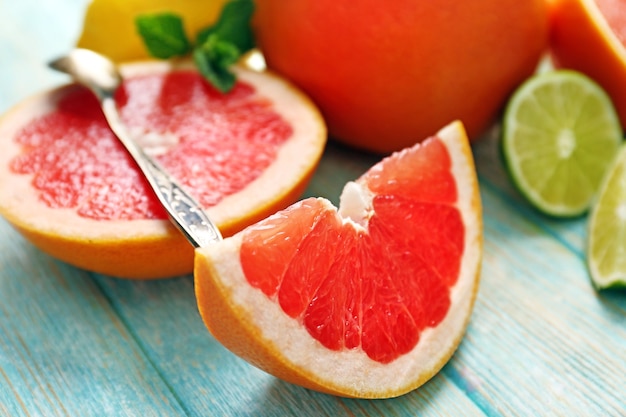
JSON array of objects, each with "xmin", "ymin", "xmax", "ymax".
[
  {"xmin": 194, "ymin": 121, "xmax": 483, "ymax": 398},
  {"xmin": 0, "ymin": 60, "xmax": 326, "ymax": 278}
]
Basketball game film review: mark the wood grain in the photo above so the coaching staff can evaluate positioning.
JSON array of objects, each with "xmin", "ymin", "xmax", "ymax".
[{"xmin": 0, "ymin": 0, "xmax": 625, "ymax": 416}]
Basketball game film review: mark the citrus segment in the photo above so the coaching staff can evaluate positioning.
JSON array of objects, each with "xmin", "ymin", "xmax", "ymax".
[
  {"xmin": 0, "ymin": 61, "xmax": 326, "ymax": 278},
  {"xmin": 549, "ymin": 0, "xmax": 626, "ymax": 130},
  {"xmin": 194, "ymin": 121, "xmax": 482, "ymax": 398},
  {"xmin": 587, "ymin": 144, "xmax": 626, "ymax": 289},
  {"xmin": 501, "ymin": 70, "xmax": 622, "ymax": 217}
]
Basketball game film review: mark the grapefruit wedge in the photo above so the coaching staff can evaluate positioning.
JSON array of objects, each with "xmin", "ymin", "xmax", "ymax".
[
  {"xmin": 194, "ymin": 121, "xmax": 483, "ymax": 398},
  {"xmin": 0, "ymin": 61, "xmax": 326, "ymax": 278}
]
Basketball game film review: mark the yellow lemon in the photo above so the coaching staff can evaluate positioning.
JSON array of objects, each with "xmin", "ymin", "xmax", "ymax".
[{"xmin": 76, "ymin": 0, "xmax": 228, "ymax": 62}]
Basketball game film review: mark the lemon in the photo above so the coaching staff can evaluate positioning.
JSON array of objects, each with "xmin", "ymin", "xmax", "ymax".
[
  {"xmin": 587, "ymin": 144, "xmax": 626, "ymax": 289},
  {"xmin": 501, "ymin": 70, "xmax": 623, "ymax": 217},
  {"xmin": 76, "ymin": 0, "xmax": 227, "ymax": 63}
]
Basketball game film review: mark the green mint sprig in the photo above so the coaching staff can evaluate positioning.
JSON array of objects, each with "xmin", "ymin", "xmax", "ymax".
[
  {"xmin": 135, "ymin": 0, "xmax": 255, "ymax": 93},
  {"xmin": 136, "ymin": 13, "xmax": 192, "ymax": 59}
]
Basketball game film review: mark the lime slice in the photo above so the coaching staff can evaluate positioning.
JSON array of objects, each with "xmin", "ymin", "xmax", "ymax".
[
  {"xmin": 588, "ymin": 145, "xmax": 626, "ymax": 289},
  {"xmin": 502, "ymin": 70, "xmax": 623, "ymax": 217}
]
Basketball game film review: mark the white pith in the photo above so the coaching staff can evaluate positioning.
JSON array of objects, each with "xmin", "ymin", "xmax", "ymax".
[
  {"xmin": 556, "ymin": 129, "xmax": 576, "ymax": 159},
  {"xmin": 0, "ymin": 61, "xmax": 326, "ymax": 241},
  {"xmin": 198, "ymin": 121, "xmax": 482, "ymax": 396},
  {"xmin": 337, "ymin": 181, "xmax": 373, "ymax": 229}
]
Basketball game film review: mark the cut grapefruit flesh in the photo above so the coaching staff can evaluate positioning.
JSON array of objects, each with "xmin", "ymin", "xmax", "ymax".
[
  {"xmin": 194, "ymin": 121, "xmax": 483, "ymax": 398},
  {"xmin": 0, "ymin": 61, "xmax": 326, "ymax": 278}
]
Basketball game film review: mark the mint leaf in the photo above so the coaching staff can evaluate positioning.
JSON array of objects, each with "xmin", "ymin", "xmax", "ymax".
[
  {"xmin": 196, "ymin": 0, "xmax": 255, "ymax": 54},
  {"xmin": 134, "ymin": 0, "xmax": 256, "ymax": 93},
  {"xmin": 193, "ymin": 34, "xmax": 240, "ymax": 93},
  {"xmin": 136, "ymin": 13, "xmax": 191, "ymax": 59}
]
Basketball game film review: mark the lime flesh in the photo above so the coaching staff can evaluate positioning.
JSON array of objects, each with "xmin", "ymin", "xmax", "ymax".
[
  {"xmin": 502, "ymin": 70, "xmax": 623, "ymax": 217},
  {"xmin": 588, "ymin": 145, "xmax": 626, "ymax": 289}
]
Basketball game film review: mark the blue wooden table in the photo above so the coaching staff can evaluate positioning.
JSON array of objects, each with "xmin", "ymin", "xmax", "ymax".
[{"xmin": 1, "ymin": 1, "xmax": 625, "ymax": 416}]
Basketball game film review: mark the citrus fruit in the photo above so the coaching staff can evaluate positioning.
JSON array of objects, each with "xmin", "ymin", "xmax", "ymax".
[
  {"xmin": 252, "ymin": 0, "xmax": 548, "ymax": 153},
  {"xmin": 501, "ymin": 70, "xmax": 623, "ymax": 217},
  {"xmin": 587, "ymin": 144, "xmax": 626, "ymax": 289},
  {"xmin": 194, "ymin": 120, "xmax": 483, "ymax": 398},
  {"xmin": 0, "ymin": 60, "xmax": 326, "ymax": 279},
  {"xmin": 76, "ymin": 0, "xmax": 227, "ymax": 63},
  {"xmin": 550, "ymin": 0, "xmax": 626, "ymax": 131}
]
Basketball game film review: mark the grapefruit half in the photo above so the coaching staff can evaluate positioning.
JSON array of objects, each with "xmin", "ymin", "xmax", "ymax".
[
  {"xmin": 0, "ymin": 61, "xmax": 326, "ymax": 279},
  {"xmin": 550, "ymin": 0, "xmax": 626, "ymax": 129},
  {"xmin": 194, "ymin": 121, "xmax": 483, "ymax": 398}
]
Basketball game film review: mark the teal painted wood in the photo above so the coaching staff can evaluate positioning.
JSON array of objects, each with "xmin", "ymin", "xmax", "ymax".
[
  {"xmin": 92, "ymin": 275, "xmax": 486, "ymax": 417},
  {"xmin": 0, "ymin": 0, "xmax": 89, "ymax": 113},
  {"xmin": 0, "ymin": 223, "xmax": 188, "ymax": 416},
  {"xmin": 1, "ymin": 0, "xmax": 625, "ymax": 416}
]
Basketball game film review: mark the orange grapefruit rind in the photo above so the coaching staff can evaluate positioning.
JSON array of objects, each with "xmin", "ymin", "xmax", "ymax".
[
  {"xmin": 550, "ymin": 0, "xmax": 626, "ymax": 129},
  {"xmin": 194, "ymin": 121, "xmax": 482, "ymax": 398},
  {"xmin": 0, "ymin": 61, "xmax": 326, "ymax": 279},
  {"xmin": 253, "ymin": 0, "xmax": 548, "ymax": 152}
]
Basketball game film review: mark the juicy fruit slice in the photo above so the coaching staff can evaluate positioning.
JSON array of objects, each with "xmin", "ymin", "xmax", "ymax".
[
  {"xmin": 588, "ymin": 144, "xmax": 626, "ymax": 289},
  {"xmin": 76, "ymin": 0, "xmax": 227, "ymax": 63},
  {"xmin": 550, "ymin": 0, "xmax": 626, "ymax": 130},
  {"xmin": 501, "ymin": 70, "xmax": 623, "ymax": 217},
  {"xmin": 0, "ymin": 61, "xmax": 326, "ymax": 278},
  {"xmin": 194, "ymin": 121, "xmax": 482, "ymax": 398}
]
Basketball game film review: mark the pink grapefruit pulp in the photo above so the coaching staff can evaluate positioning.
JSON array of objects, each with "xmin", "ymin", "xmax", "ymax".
[
  {"xmin": 194, "ymin": 120, "xmax": 483, "ymax": 398},
  {"xmin": 0, "ymin": 61, "xmax": 326, "ymax": 278}
]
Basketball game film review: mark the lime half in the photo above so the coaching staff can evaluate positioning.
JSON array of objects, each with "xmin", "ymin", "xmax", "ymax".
[
  {"xmin": 502, "ymin": 70, "xmax": 623, "ymax": 217},
  {"xmin": 588, "ymin": 145, "xmax": 626, "ymax": 289}
]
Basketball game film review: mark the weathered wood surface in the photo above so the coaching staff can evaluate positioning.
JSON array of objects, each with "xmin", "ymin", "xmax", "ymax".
[{"xmin": 1, "ymin": 1, "xmax": 624, "ymax": 416}]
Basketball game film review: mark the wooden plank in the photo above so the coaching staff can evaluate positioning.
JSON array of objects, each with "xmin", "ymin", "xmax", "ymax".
[
  {"xmin": 472, "ymin": 126, "xmax": 587, "ymax": 251},
  {"xmin": 0, "ymin": 0, "xmax": 88, "ymax": 113},
  {"xmin": 2, "ymin": 0, "xmax": 625, "ymax": 415},
  {"xmin": 92, "ymin": 226, "xmax": 486, "ymax": 416},
  {"xmin": 0, "ymin": 1, "xmax": 485, "ymax": 413},
  {"xmin": 472, "ymin": 127, "xmax": 626, "ymax": 312},
  {"xmin": 0, "ymin": 221, "xmax": 187, "ymax": 416},
  {"xmin": 442, "ymin": 187, "xmax": 626, "ymax": 416}
]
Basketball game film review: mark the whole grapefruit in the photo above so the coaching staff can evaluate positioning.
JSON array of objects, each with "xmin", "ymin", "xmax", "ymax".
[{"xmin": 253, "ymin": 0, "xmax": 548, "ymax": 153}]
